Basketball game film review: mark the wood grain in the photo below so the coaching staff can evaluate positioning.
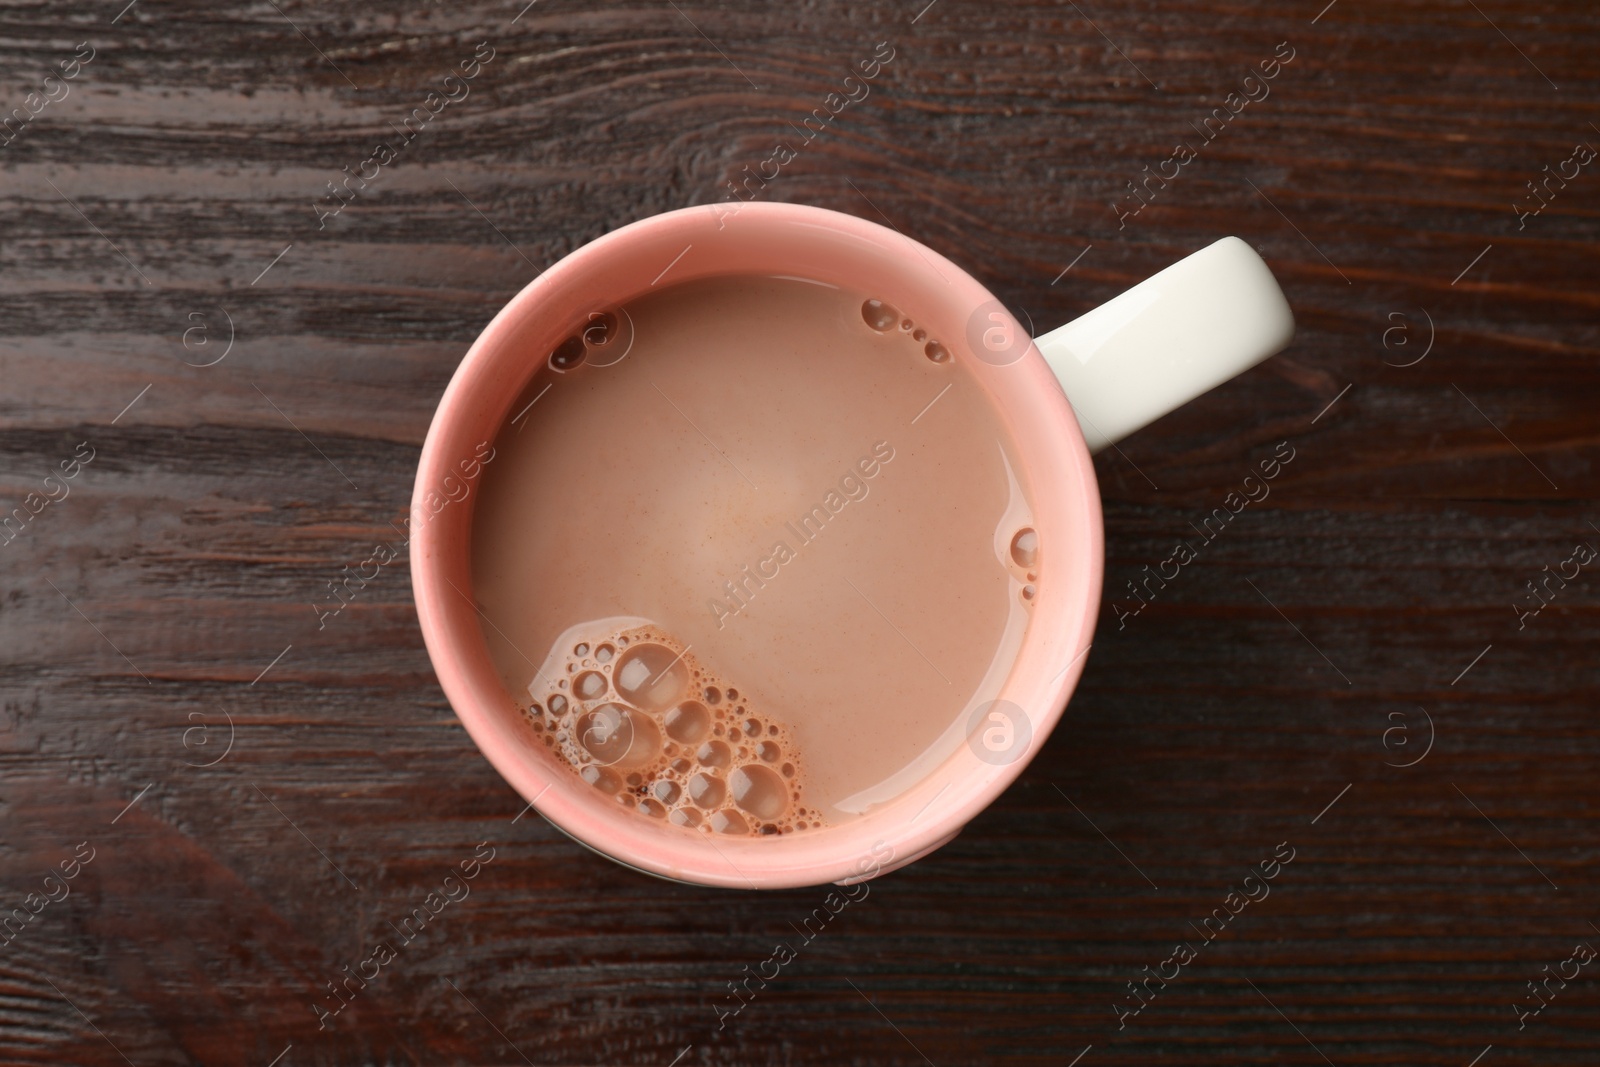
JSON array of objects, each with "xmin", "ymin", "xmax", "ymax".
[{"xmin": 2, "ymin": 0, "xmax": 1597, "ymax": 1063}]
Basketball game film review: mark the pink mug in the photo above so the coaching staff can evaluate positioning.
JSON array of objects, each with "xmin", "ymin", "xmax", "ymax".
[{"xmin": 411, "ymin": 202, "xmax": 1293, "ymax": 889}]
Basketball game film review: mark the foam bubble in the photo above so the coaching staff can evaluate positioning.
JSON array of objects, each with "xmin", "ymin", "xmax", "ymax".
[
  {"xmin": 729, "ymin": 765, "xmax": 788, "ymax": 820},
  {"xmin": 550, "ymin": 335, "xmax": 586, "ymax": 371},
  {"xmin": 614, "ymin": 642, "xmax": 688, "ymax": 712},
  {"xmin": 576, "ymin": 703, "xmax": 660, "ymax": 768},
  {"xmin": 525, "ymin": 620, "xmax": 818, "ymax": 837},
  {"xmin": 1010, "ymin": 527, "xmax": 1038, "ymax": 569},
  {"xmin": 574, "ymin": 670, "xmax": 607, "ymax": 700},
  {"xmin": 580, "ymin": 764, "xmax": 621, "ymax": 793},
  {"xmin": 696, "ymin": 739, "xmax": 731, "ymax": 769},
  {"xmin": 861, "ymin": 299, "xmax": 900, "ymax": 332},
  {"xmin": 664, "ymin": 700, "xmax": 711, "ymax": 743},
  {"xmin": 688, "ymin": 772, "xmax": 726, "ymax": 808},
  {"xmin": 710, "ymin": 810, "xmax": 749, "ymax": 834},
  {"xmin": 583, "ymin": 311, "xmax": 620, "ymax": 347}
]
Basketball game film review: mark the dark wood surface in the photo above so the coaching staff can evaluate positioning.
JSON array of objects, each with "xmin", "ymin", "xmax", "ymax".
[{"xmin": 2, "ymin": 0, "xmax": 1597, "ymax": 1063}]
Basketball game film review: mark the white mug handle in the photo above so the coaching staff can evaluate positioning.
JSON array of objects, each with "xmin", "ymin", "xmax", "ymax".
[{"xmin": 1034, "ymin": 237, "xmax": 1295, "ymax": 452}]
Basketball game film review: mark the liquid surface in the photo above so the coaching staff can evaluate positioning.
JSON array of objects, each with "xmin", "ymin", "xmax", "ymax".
[{"xmin": 471, "ymin": 275, "xmax": 1038, "ymax": 833}]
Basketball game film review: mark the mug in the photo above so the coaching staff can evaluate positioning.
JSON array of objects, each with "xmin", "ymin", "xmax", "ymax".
[{"xmin": 411, "ymin": 202, "xmax": 1293, "ymax": 889}]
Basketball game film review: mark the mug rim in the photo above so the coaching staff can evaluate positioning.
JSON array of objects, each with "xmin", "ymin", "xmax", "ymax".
[{"xmin": 411, "ymin": 201, "xmax": 1104, "ymax": 888}]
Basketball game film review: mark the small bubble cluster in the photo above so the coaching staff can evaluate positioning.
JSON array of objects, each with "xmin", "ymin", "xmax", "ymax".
[
  {"xmin": 546, "ymin": 309, "xmax": 628, "ymax": 372},
  {"xmin": 522, "ymin": 625, "xmax": 823, "ymax": 836},
  {"xmin": 862, "ymin": 299, "xmax": 950, "ymax": 363},
  {"xmin": 1009, "ymin": 526, "xmax": 1039, "ymax": 605}
]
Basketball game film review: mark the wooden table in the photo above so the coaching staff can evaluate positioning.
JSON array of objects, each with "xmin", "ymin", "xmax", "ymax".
[{"xmin": 3, "ymin": 1, "xmax": 1596, "ymax": 1063}]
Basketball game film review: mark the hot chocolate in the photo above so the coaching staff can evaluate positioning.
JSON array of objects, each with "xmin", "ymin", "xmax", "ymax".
[{"xmin": 471, "ymin": 274, "xmax": 1039, "ymax": 835}]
